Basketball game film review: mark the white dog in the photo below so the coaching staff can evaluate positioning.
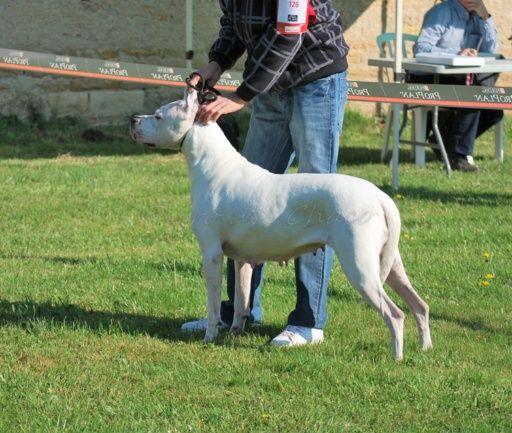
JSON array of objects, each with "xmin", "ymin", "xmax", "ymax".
[{"xmin": 131, "ymin": 90, "xmax": 432, "ymax": 360}]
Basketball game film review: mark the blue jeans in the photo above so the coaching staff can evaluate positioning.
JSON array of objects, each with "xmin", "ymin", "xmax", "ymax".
[{"xmin": 220, "ymin": 70, "xmax": 348, "ymax": 329}]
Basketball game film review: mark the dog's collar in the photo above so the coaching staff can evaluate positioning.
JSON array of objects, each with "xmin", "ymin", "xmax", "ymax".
[
  {"xmin": 178, "ymin": 130, "xmax": 189, "ymax": 150},
  {"xmin": 178, "ymin": 134, "xmax": 186, "ymax": 150},
  {"xmin": 186, "ymin": 73, "xmax": 220, "ymax": 105}
]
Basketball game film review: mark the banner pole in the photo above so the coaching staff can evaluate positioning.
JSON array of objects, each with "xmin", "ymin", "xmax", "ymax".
[
  {"xmin": 186, "ymin": 0, "xmax": 194, "ymax": 70},
  {"xmin": 392, "ymin": 0, "xmax": 404, "ymax": 191}
]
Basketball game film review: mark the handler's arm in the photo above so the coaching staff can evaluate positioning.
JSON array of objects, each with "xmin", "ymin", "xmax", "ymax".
[
  {"xmin": 234, "ymin": 27, "xmax": 304, "ymax": 102},
  {"xmin": 198, "ymin": 2, "xmax": 305, "ymax": 122},
  {"xmin": 208, "ymin": 1, "xmax": 246, "ymax": 76},
  {"xmin": 198, "ymin": 26, "xmax": 303, "ymax": 123},
  {"xmin": 209, "ymin": 5, "xmax": 304, "ymax": 102}
]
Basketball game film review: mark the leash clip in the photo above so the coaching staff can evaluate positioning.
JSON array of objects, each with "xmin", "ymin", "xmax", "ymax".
[{"xmin": 186, "ymin": 72, "xmax": 220, "ymax": 105}]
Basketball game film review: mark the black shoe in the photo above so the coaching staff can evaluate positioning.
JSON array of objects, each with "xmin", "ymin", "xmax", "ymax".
[
  {"xmin": 432, "ymin": 148, "xmax": 443, "ymax": 162},
  {"xmin": 451, "ymin": 155, "xmax": 479, "ymax": 172}
]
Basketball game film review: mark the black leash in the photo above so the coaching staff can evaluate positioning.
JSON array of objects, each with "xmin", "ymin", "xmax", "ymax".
[{"xmin": 185, "ymin": 72, "xmax": 220, "ymax": 105}]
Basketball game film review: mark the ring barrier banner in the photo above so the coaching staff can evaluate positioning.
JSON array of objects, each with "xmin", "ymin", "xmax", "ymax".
[
  {"xmin": 348, "ymin": 81, "xmax": 512, "ymax": 110},
  {"xmin": 1, "ymin": 47, "xmax": 512, "ymax": 110},
  {"xmin": 0, "ymin": 47, "xmax": 242, "ymax": 91}
]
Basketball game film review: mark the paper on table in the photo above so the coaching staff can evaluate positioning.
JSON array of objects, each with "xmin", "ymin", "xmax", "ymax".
[{"xmin": 415, "ymin": 52, "xmax": 486, "ymax": 66}]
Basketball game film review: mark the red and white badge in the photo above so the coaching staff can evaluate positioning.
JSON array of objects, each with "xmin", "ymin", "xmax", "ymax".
[{"xmin": 277, "ymin": 0, "xmax": 316, "ymax": 35}]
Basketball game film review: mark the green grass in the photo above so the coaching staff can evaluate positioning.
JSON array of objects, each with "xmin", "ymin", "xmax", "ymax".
[{"xmin": 0, "ymin": 112, "xmax": 511, "ymax": 432}]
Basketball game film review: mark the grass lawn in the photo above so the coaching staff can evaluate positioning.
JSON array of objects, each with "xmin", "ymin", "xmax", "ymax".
[{"xmin": 0, "ymin": 111, "xmax": 511, "ymax": 432}]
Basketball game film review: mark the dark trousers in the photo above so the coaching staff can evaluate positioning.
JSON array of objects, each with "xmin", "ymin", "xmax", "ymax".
[
  {"xmin": 221, "ymin": 259, "xmax": 262, "ymax": 325},
  {"xmin": 443, "ymin": 108, "xmax": 504, "ymax": 157},
  {"xmin": 408, "ymin": 73, "xmax": 504, "ymax": 157}
]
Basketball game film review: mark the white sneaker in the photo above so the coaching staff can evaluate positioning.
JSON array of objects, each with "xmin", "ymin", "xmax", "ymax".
[
  {"xmin": 180, "ymin": 318, "xmax": 229, "ymax": 332},
  {"xmin": 270, "ymin": 325, "xmax": 324, "ymax": 347}
]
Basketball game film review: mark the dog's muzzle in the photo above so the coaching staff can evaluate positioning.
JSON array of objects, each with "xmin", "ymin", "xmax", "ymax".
[
  {"xmin": 131, "ymin": 115, "xmax": 143, "ymax": 128},
  {"xmin": 130, "ymin": 116, "xmax": 156, "ymax": 147}
]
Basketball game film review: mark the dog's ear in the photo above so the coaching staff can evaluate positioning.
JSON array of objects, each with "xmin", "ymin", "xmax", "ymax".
[{"xmin": 184, "ymin": 88, "xmax": 199, "ymax": 112}]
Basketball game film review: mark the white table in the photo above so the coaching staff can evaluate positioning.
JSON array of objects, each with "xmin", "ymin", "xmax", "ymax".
[
  {"xmin": 368, "ymin": 57, "xmax": 512, "ymax": 75},
  {"xmin": 368, "ymin": 57, "xmax": 512, "ymax": 171}
]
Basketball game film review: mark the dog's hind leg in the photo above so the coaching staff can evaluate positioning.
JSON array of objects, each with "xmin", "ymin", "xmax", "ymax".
[
  {"xmin": 231, "ymin": 261, "xmax": 253, "ymax": 335},
  {"xmin": 386, "ymin": 253, "xmax": 432, "ymax": 352},
  {"xmin": 202, "ymin": 248, "xmax": 224, "ymax": 342},
  {"xmin": 335, "ymin": 245, "xmax": 405, "ymax": 360}
]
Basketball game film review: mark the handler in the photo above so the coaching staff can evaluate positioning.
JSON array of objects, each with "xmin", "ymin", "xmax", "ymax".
[{"xmin": 181, "ymin": 0, "xmax": 350, "ymax": 346}]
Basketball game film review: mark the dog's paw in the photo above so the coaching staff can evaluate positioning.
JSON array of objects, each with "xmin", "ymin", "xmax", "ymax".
[
  {"xmin": 203, "ymin": 329, "xmax": 218, "ymax": 343},
  {"xmin": 229, "ymin": 325, "xmax": 244, "ymax": 336},
  {"xmin": 418, "ymin": 327, "xmax": 433, "ymax": 352},
  {"xmin": 230, "ymin": 315, "xmax": 248, "ymax": 335},
  {"xmin": 420, "ymin": 337, "xmax": 433, "ymax": 352}
]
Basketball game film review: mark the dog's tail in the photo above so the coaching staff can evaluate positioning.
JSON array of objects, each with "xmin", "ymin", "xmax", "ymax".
[{"xmin": 379, "ymin": 193, "xmax": 401, "ymax": 283}]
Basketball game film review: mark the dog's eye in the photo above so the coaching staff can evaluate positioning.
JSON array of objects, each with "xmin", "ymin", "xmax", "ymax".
[{"xmin": 155, "ymin": 113, "xmax": 162, "ymax": 120}]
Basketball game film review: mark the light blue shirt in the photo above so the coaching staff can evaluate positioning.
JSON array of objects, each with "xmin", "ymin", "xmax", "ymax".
[{"xmin": 413, "ymin": 0, "xmax": 498, "ymax": 56}]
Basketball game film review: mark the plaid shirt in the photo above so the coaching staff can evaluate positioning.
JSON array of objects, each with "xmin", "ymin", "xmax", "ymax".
[{"xmin": 209, "ymin": 0, "xmax": 349, "ymax": 101}]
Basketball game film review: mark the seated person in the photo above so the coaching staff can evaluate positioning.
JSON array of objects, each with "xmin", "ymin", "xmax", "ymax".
[{"xmin": 410, "ymin": 0, "xmax": 503, "ymax": 172}]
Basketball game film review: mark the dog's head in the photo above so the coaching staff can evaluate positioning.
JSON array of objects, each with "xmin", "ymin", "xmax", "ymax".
[{"xmin": 130, "ymin": 89, "xmax": 199, "ymax": 150}]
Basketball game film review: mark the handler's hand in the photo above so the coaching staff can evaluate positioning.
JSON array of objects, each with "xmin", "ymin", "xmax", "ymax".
[
  {"xmin": 189, "ymin": 61, "xmax": 222, "ymax": 88},
  {"xmin": 196, "ymin": 93, "xmax": 247, "ymax": 124},
  {"xmin": 459, "ymin": 48, "xmax": 478, "ymax": 57}
]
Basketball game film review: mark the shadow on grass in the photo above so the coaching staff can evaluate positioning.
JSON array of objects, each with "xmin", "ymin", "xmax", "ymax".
[
  {"xmin": 0, "ymin": 116, "xmax": 175, "ymax": 159},
  {"xmin": 0, "ymin": 112, "xmax": 406, "ymax": 164},
  {"xmin": 430, "ymin": 312, "xmax": 512, "ymax": 337},
  {"xmin": 0, "ymin": 299, "xmax": 283, "ymax": 343},
  {"xmin": 397, "ymin": 185, "xmax": 512, "ymax": 206},
  {"xmin": 0, "ymin": 253, "xmax": 103, "ymax": 266}
]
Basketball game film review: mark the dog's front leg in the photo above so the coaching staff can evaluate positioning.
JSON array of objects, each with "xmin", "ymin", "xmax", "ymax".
[
  {"xmin": 202, "ymin": 250, "xmax": 224, "ymax": 342},
  {"xmin": 230, "ymin": 261, "xmax": 253, "ymax": 335}
]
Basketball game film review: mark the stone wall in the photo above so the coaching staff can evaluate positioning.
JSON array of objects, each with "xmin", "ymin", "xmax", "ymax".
[
  {"xmin": 344, "ymin": 0, "xmax": 512, "ymax": 113},
  {"xmin": 0, "ymin": 0, "xmax": 510, "ymax": 121},
  {"xmin": 0, "ymin": 0, "xmax": 214, "ymax": 122}
]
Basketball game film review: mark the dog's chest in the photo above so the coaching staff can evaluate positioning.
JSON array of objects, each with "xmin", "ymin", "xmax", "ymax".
[{"xmin": 221, "ymin": 240, "xmax": 325, "ymax": 265}]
